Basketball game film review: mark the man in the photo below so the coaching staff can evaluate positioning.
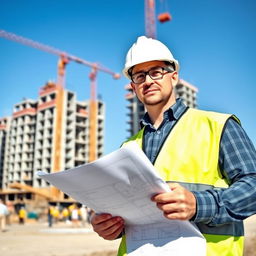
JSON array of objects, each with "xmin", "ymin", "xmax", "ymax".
[
  {"xmin": 0, "ymin": 198, "xmax": 8, "ymax": 232},
  {"xmin": 91, "ymin": 36, "xmax": 256, "ymax": 255}
]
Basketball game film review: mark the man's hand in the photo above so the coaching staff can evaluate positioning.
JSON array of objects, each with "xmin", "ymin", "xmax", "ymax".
[
  {"xmin": 151, "ymin": 183, "xmax": 196, "ymax": 221},
  {"xmin": 91, "ymin": 213, "xmax": 124, "ymax": 240}
]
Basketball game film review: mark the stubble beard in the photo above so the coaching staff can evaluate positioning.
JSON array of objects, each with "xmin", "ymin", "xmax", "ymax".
[
  {"xmin": 143, "ymin": 90, "xmax": 173, "ymax": 107},
  {"xmin": 144, "ymin": 97, "xmax": 164, "ymax": 106}
]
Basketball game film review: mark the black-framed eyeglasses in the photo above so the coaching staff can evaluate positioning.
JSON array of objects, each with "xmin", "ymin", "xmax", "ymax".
[{"xmin": 131, "ymin": 66, "xmax": 173, "ymax": 84}]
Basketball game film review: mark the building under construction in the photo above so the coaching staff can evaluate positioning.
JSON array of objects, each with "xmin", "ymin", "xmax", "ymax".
[
  {"xmin": 0, "ymin": 81, "xmax": 105, "ymax": 205},
  {"xmin": 0, "ymin": 29, "xmax": 120, "ymax": 213},
  {"xmin": 125, "ymin": 79, "xmax": 198, "ymax": 135}
]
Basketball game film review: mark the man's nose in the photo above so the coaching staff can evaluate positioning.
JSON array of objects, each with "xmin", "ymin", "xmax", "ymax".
[{"xmin": 144, "ymin": 73, "xmax": 154, "ymax": 83}]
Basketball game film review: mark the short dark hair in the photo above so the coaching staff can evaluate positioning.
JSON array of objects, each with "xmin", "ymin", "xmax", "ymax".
[
  {"xmin": 127, "ymin": 67, "xmax": 134, "ymax": 78},
  {"xmin": 164, "ymin": 61, "xmax": 175, "ymax": 71}
]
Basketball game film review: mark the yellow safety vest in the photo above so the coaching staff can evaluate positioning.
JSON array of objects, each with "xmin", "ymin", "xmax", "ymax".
[{"xmin": 117, "ymin": 108, "xmax": 244, "ymax": 256}]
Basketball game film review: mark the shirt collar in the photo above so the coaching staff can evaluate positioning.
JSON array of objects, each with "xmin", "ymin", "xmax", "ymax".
[{"xmin": 140, "ymin": 98, "xmax": 187, "ymax": 128}]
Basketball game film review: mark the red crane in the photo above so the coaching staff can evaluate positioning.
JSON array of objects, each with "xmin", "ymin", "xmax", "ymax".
[
  {"xmin": 145, "ymin": 0, "xmax": 172, "ymax": 38},
  {"xmin": 0, "ymin": 29, "xmax": 120, "ymax": 173}
]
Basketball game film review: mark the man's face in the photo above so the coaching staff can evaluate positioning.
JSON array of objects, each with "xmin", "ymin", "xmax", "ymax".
[{"xmin": 130, "ymin": 60, "xmax": 178, "ymax": 108}]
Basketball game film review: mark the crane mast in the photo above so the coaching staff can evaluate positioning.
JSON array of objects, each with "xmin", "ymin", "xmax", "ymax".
[
  {"xmin": 89, "ymin": 67, "xmax": 98, "ymax": 162},
  {"xmin": 145, "ymin": 0, "xmax": 172, "ymax": 39},
  {"xmin": 145, "ymin": 0, "xmax": 156, "ymax": 38}
]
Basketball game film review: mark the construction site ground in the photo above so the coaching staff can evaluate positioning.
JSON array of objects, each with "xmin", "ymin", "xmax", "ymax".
[
  {"xmin": 0, "ymin": 221, "xmax": 120, "ymax": 256},
  {"xmin": 1, "ymin": 215, "xmax": 256, "ymax": 256}
]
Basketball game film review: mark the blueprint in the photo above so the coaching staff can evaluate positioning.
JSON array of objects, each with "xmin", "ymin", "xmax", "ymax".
[{"xmin": 37, "ymin": 142, "xmax": 206, "ymax": 255}]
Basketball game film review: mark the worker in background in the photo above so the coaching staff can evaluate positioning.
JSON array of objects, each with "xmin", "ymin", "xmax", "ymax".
[
  {"xmin": 91, "ymin": 36, "xmax": 256, "ymax": 255},
  {"xmin": 71, "ymin": 204, "xmax": 80, "ymax": 228},
  {"xmin": 0, "ymin": 199, "xmax": 8, "ymax": 232},
  {"xmin": 61, "ymin": 207, "xmax": 69, "ymax": 223},
  {"xmin": 52, "ymin": 206, "xmax": 60, "ymax": 224},
  {"xmin": 47, "ymin": 205, "xmax": 54, "ymax": 227},
  {"xmin": 79, "ymin": 205, "xmax": 88, "ymax": 227},
  {"xmin": 6, "ymin": 201, "xmax": 14, "ymax": 225},
  {"xmin": 18, "ymin": 206, "xmax": 26, "ymax": 224}
]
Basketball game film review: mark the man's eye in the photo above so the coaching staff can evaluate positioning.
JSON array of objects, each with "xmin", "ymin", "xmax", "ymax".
[
  {"xmin": 134, "ymin": 73, "xmax": 145, "ymax": 80},
  {"xmin": 150, "ymin": 71, "xmax": 161, "ymax": 77}
]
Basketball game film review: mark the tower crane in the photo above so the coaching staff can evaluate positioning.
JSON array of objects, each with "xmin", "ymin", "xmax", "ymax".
[
  {"xmin": 0, "ymin": 30, "xmax": 120, "ymax": 86},
  {"xmin": 0, "ymin": 29, "xmax": 120, "ymax": 197},
  {"xmin": 145, "ymin": 0, "xmax": 172, "ymax": 38}
]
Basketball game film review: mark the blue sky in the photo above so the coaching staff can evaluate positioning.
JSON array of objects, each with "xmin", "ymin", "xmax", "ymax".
[{"xmin": 0, "ymin": 0, "xmax": 256, "ymax": 154}]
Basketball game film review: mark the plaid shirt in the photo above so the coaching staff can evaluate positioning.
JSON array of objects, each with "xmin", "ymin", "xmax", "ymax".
[{"xmin": 141, "ymin": 98, "xmax": 256, "ymax": 225}]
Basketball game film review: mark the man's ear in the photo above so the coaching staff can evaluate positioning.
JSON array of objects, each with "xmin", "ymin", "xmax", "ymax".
[
  {"xmin": 130, "ymin": 82, "xmax": 135, "ymax": 91},
  {"xmin": 171, "ymin": 72, "xmax": 179, "ymax": 86}
]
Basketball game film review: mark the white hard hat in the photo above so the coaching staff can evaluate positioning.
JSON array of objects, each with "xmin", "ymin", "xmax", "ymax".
[{"xmin": 123, "ymin": 36, "xmax": 179, "ymax": 79}]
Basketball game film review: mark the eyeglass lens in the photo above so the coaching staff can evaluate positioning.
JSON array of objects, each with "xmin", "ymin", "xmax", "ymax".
[{"xmin": 131, "ymin": 67, "xmax": 165, "ymax": 84}]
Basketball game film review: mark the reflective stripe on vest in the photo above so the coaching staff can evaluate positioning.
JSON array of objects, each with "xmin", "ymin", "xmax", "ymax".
[{"xmin": 118, "ymin": 108, "xmax": 244, "ymax": 256}]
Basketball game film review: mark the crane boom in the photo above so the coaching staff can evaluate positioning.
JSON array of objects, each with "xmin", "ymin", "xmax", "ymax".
[{"xmin": 0, "ymin": 29, "xmax": 120, "ymax": 79}]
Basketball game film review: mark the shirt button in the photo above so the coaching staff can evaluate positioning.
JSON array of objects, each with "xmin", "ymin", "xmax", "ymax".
[{"xmin": 157, "ymin": 130, "xmax": 161, "ymax": 134}]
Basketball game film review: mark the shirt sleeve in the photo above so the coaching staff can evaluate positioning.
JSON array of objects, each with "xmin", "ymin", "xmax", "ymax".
[{"xmin": 192, "ymin": 118, "xmax": 256, "ymax": 225}]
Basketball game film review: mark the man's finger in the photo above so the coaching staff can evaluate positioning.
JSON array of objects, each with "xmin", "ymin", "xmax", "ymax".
[
  {"xmin": 93, "ymin": 216, "xmax": 123, "ymax": 232},
  {"xmin": 99, "ymin": 219, "xmax": 124, "ymax": 238},
  {"xmin": 92, "ymin": 213, "xmax": 112, "ymax": 225},
  {"xmin": 151, "ymin": 193, "xmax": 175, "ymax": 203}
]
